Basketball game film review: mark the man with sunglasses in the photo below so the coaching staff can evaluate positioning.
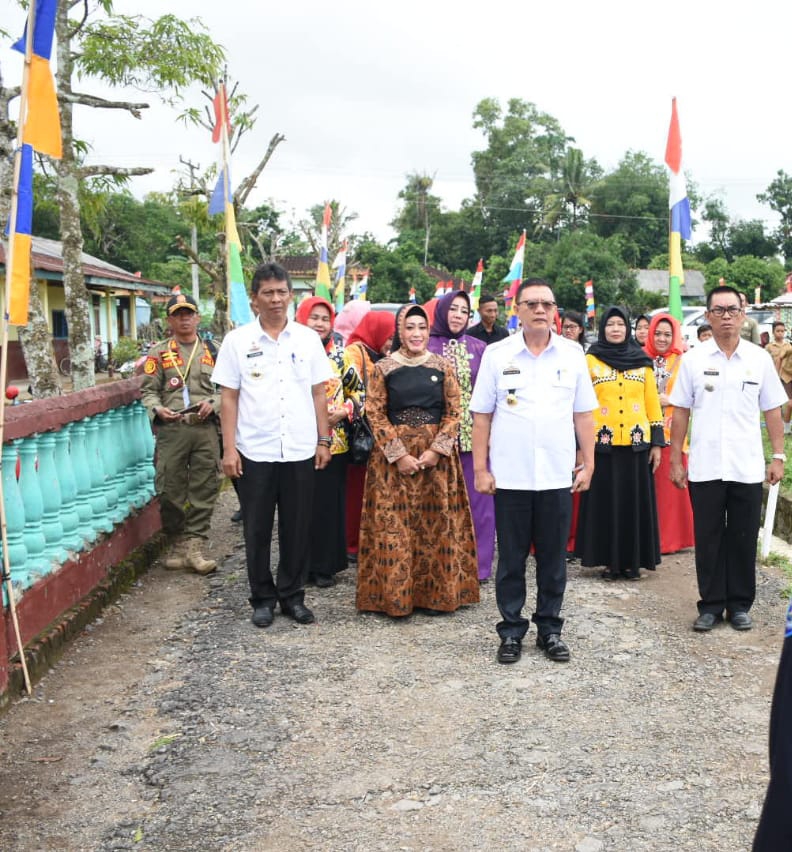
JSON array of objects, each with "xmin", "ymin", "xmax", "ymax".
[
  {"xmin": 471, "ymin": 279, "xmax": 597, "ymax": 664},
  {"xmin": 669, "ymin": 285, "xmax": 787, "ymax": 633}
]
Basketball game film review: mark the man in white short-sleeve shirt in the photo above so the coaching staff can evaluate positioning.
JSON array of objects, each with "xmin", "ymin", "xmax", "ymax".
[
  {"xmin": 471, "ymin": 279, "xmax": 597, "ymax": 665},
  {"xmin": 669, "ymin": 284, "xmax": 787, "ymax": 633},
  {"xmin": 212, "ymin": 262, "xmax": 332, "ymax": 629}
]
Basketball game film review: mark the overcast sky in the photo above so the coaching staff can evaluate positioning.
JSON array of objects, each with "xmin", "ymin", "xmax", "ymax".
[{"xmin": 3, "ymin": 0, "xmax": 791, "ymax": 255}]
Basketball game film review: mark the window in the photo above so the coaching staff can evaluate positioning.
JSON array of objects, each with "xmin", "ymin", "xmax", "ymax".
[{"xmin": 52, "ymin": 309, "xmax": 68, "ymax": 339}]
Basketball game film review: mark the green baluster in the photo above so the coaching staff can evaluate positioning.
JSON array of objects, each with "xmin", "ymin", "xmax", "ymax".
[
  {"xmin": 84, "ymin": 416, "xmax": 113, "ymax": 534},
  {"xmin": 1, "ymin": 441, "xmax": 29, "ymax": 597},
  {"xmin": 53, "ymin": 428, "xmax": 83, "ymax": 553},
  {"xmin": 68, "ymin": 420, "xmax": 97, "ymax": 543},
  {"xmin": 17, "ymin": 436, "xmax": 49, "ymax": 577},
  {"xmin": 37, "ymin": 433, "xmax": 67, "ymax": 565}
]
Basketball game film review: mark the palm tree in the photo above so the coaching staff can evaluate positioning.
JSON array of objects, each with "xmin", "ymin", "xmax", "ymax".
[{"xmin": 541, "ymin": 148, "xmax": 597, "ymax": 234}]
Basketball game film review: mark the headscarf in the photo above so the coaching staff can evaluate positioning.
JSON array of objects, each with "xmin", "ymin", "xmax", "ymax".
[
  {"xmin": 586, "ymin": 305, "xmax": 652, "ymax": 372},
  {"xmin": 391, "ymin": 304, "xmax": 430, "ymax": 358},
  {"xmin": 295, "ymin": 296, "xmax": 336, "ymax": 350},
  {"xmin": 334, "ymin": 300, "xmax": 371, "ymax": 344},
  {"xmin": 643, "ymin": 313, "xmax": 684, "ymax": 359},
  {"xmin": 422, "ymin": 298, "xmax": 438, "ymax": 327},
  {"xmin": 430, "ymin": 290, "xmax": 471, "ymax": 340},
  {"xmin": 345, "ymin": 311, "xmax": 395, "ymax": 359}
]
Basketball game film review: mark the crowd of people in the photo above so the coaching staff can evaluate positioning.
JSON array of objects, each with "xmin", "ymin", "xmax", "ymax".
[
  {"xmin": 139, "ymin": 268, "xmax": 792, "ymax": 846},
  {"xmin": 141, "ymin": 267, "xmax": 789, "ymax": 660}
]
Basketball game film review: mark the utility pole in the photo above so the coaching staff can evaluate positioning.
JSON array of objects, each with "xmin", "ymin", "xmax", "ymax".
[{"xmin": 180, "ymin": 156, "xmax": 201, "ymax": 305}]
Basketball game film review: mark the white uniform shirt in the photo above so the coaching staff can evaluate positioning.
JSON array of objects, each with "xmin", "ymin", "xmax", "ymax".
[
  {"xmin": 211, "ymin": 319, "xmax": 332, "ymax": 463},
  {"xmin": 669, "ymin": 337, "xmax": 787, "ymax": 483},
  {"xmin": 470, "ymin": 332, "xmax": 597, "ymax": 490}
]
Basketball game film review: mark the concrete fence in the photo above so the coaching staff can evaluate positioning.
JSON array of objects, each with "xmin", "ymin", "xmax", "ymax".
[{"xmin": 0, "ymin": 378, "xmax": 162, "ymax": 702}]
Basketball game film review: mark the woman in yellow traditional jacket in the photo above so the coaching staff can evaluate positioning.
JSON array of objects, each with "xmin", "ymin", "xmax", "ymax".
[{"xmin": 575, "ymin": 306, "xmax": 664, "ymax": 580}]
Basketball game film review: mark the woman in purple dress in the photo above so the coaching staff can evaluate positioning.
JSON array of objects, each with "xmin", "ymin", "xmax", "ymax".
[{"xmin": 428, "ymin": 290, "xmax": 496, "ymax": 581}]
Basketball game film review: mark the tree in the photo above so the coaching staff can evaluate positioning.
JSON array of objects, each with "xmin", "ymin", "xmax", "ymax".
[
  {"xmin": 353, "ymin": 238, "xmax": 434, "ymax": 303},
  {"xmin": 470, "ymin": 97, "xmax": 572, "ymax": 249},
  {"xmin": 589, "ymin": 151, "xmax": 669, "ymax": 268},
  {"xmin": 728, "ymin": 255, "xmax": 786, "ymax": 302},
  {"xmin": 298, "ymin": 200, "xmax": 358, "ymax": 259},
  {"xmin": 757, "ymin": 170, "xmax": 792, "ymax": 264},
  {"xmin": 44, "ymin": 2, "xmax": 225, "ymax": 391},
  {"xmin": 541, "ymin": 148, "xmax": 602, "ymax": 234},
  {"xmin": 541, "ymin": 230, "xmax": 637, "ymax": 312}
]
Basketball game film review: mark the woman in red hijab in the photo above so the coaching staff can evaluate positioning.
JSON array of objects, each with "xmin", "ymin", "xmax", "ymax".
[
  {"xmin": 344, "ymin": 311, "xmax": 396, "ymax": 562},
  {"xmin": 644, "ymin": 313, "xmax": 694, "ymax": 555},
  {"xmin": 296, "ymin": 296, "xmax": 364, "ymax": 586}
]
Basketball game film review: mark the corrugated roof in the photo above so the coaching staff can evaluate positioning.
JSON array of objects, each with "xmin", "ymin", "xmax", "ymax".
[{"xmin": 0, "ymin": 236, "xmax": 171, "ymax": 294}]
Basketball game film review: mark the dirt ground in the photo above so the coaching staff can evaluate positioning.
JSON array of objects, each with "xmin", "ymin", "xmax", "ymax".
[{"xmin": 0, "ymin": 486, "xmax": 789, "ymax": 851}]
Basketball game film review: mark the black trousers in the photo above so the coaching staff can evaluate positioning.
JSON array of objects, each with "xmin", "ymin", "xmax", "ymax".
[
  {"xmin": 237, "ymin": 455, "xmax": 314, "ymax": 609},
  {"xmin": 688, "ymin": 479, "xmax": 763, "ymax": 615},
  {"xmin": 754, "ymin": 621, "xmax": 792, "ymax": 850},
  {"xmin": 494, "ymin": 487, "xmax": 571, "ymax": 640},
  {"xmin": 310, "ymin": 452, "xmax": 348, "ymax": 578}
]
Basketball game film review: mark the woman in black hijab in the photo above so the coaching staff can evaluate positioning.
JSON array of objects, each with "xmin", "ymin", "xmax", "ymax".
[{"xmin": 574, "ymin": 306, "xmax": 664, "ymax": 580}]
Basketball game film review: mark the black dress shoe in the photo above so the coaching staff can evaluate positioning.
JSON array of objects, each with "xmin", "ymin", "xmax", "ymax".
[
  {"xmin": 281, "ymin": 602, "xmax": 315, "ymax": 624},
  {"xmin": 346, "ymin": 552, "xmax": 358, "ymax": 564},
  {"xmin": 693, "ymin": 612, "xmax": 723, "ymax": 632},
  {"xmin": 231, "ymin": 509, "xmax": 243, "ymax": 523},
  {"xmin": 536, "ymin": 633, "xmax": 570, "ymax": 662},
  {"xmin": 497, "ymin": 637, "xmax": 522, "ymax": 664},
  {"xmin": 729, "ymin": 611, "xmax": 753, "ymax": 630},
  {"xmin": 251, "ymin": 605, "xmax": 274, "ymax": 628},
  {"xmin": 314, "ymin": 575, "xmax": 336, "ymax": 588}
]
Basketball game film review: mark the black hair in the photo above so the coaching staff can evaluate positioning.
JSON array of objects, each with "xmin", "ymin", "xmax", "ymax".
[
  {"xmin": 696, "ymin": 323, "xmax": 712, "ymax": 339},
  {"xmin": 515, "ymin": 278, "xmax": 553, "ymax": 304},
  {"xmin": 478, "ymin": 293, "xmax": 498, "ymax": 308},
  {"xmin": 706, "ymin": 284, "xmax": 741, "ymax": 309},
  {"xmin": 251, "ymin": 262, "xmax": 292, "ymax": 295}
]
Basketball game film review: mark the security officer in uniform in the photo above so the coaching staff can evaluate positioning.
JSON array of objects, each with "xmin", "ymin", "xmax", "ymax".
[{"xmin": 141, "ymin": 293, "xmax": 220, "ymax": 574}]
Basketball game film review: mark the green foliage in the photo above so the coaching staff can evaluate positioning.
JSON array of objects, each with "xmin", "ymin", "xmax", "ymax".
[
  {"xmin": 353, "ymin": 239, "xmax": 434, "ymax": 303},
  {"xmin": 589, "ymin": 151, "xmax": 669, "ymax": 267},
  {"xmin": 110, "ymin": 336, "xmax": 141, "ymax": 365},
  {"xmin": 76, "ymin": 14, "xmax": 224, "ymax": 97},
  {"xmin": 729, "ymin": 255, "xmax": 786, "ymax": 301},
  {"xmin": 541, "ymin": 230, "xmax": 636, "ymax": 311},
  {"xmin": 758, "ymin": 170, "xmax": 792, "ymax": 263},
  {"xmin": 471, "ymin": 97, "xmax": 572, "ymax": 248}
]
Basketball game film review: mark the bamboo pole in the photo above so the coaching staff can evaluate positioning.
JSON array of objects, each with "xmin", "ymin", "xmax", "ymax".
[{"xmin": 0, "ymin": 0, "xmax": 40, "ymax": 695}]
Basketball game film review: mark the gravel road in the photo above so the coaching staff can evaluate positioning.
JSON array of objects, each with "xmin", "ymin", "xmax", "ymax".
[{"xmin": 0, "ymin": 487, "xmax": 788, "ymax": 851}]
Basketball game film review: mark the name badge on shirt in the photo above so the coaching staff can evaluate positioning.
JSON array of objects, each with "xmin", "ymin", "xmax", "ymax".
[
  {"xmin": 247, "ymin": 350, "xmax": 264, "ymax": 358},
  {"xmin": 502, "ymin": 361, "xmax": 521, "ymax": 376},
  {"xmin": 704, "ymin": 369, "xmax": 719, "ymax": 376}
]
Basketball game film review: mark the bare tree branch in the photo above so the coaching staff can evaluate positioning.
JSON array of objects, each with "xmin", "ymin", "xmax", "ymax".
[
  {"xmin": 78, "ymin": 165, "xmax": 153, "ymax": 178},
  {"xmin": 175, "ymin": 234, "xmax": 221, "ymax": 281},
  {"xmin": 235, "ymin": 132, "xmax": 286, "ymax": 208},
  {"xmin": 65, "ymin": 91, "xmax": 149, "ymax": 117}
]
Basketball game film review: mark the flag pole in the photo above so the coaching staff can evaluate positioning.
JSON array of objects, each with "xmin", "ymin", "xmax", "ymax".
[
  {"xmin": 216, "ymin": 81, "xmax": 232, "ymax": 328},
  {"xmin": 0, "ymin": 0, "xmax": 40, "ymax": 696}
]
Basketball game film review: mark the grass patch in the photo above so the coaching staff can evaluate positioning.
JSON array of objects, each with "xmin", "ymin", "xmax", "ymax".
[
  {"xmin": 148, "ymin": 733, "xmax": 181, "ymax": 752},
  {"xmin": 762, "ymin": 550, "xmax": 792, "ymax": 598}
]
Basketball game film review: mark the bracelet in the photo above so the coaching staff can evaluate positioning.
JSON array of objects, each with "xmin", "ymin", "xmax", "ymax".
[
  {"xmin": 772, "ymin": 453, "xmax": 787, "ymax": 462},
  {"xmin": 317, "ymin": 436, "xmax": 332, "ymax": 447}
]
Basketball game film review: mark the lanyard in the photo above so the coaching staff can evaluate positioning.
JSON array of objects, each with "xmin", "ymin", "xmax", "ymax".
[{"xmin": 171, "ymin": 337, "xmax": 201, "ymax": 386}]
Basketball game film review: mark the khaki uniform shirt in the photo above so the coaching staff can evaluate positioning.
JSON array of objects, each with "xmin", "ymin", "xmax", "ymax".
[{"xmin": 140, "ymin": 337, "xmax": 219, "ymax": 422}]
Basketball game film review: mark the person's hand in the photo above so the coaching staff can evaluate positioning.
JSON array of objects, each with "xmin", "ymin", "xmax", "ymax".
[
  {"xmin": 416, "ymin": 449, "xmax": 440, "ymax": 470},
  {"xmin": 571, "ymin": 464, "xmax": 593, "ymax": 493},
  {"xmin": 222, "ymin": 448, "xmax": 243, "ymax": 479},
  {"xmin": 669, "ymin": 458, "xmax": 687, "ymax": 489},
  {"xmin": 659, "ymin": 392, "xmax": 671, "ymax": 407},
  {"xmin": 155, "ymin": 405, "xmax": 182, "ymax": 423},
  {"xmin": 649, "ymin": 446, "xmax": 662, "ymax": 473},
  {"xmin": 767, "ymin": 458, "xmax": 785, "ymax": 485},
  {"xmin": 396, "ymin": 454, "xmax": 421, "ymax": 476},
  {"xmin": 327, "ymin": 407, "xmax": 347, "ymax": 427},
  {"xmin": 315, "ymin": 444, "xmax": 331, "ymax": 470},
  {"xmin": 197, "ymin": 400, "xmax": 214, "ymax": 421},
  {"xmin": 474, "ymin": 470, "xmax": 496, "ymax": 495}
]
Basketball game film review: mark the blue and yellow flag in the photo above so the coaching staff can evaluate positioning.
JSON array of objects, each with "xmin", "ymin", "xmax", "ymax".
[{"xmin": 12, "ymin": 0, "xmax": 62, "ymax": 159}]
